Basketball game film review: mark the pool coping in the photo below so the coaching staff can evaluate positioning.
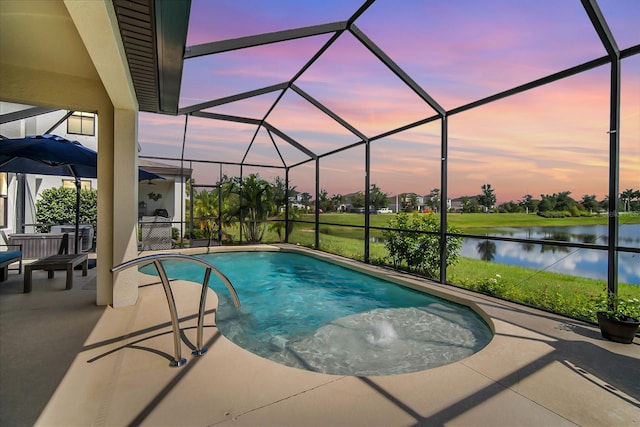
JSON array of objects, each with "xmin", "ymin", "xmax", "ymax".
[{"xmin": 34, "ymin": 244, "xmax": 640, "ymax": 426}]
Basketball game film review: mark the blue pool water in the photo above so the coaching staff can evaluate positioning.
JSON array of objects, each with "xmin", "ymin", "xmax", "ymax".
[{"xmin": 144, "ymin": 251, "xmax": 493, "ymax": 375}]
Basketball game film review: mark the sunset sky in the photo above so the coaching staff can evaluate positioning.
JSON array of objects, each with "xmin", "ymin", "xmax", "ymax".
[{"xmin": 138, "ymin": 0, "xmax": 639, "ymax": 204}]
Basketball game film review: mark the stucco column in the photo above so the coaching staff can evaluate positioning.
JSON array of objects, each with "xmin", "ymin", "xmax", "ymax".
[
  {"xmin": 64, "ymin": 0, "xmax": 140, "ymax": 307},
  {"xmin": 111, "ymin": 109, "xmax": 139, "ymax": 307},
  {"xmin": 95, "ymin": 106, "xmax": 114, "ymax": 306}
]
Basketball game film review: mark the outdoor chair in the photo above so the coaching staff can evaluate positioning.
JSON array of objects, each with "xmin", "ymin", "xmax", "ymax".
[
  {"xmin": 0, "ymin": 230, "xmax": 23, "ymax": 282},
  {"xmin": 0, "ymin": 244, "xmax": 23, "ymax": 282}
]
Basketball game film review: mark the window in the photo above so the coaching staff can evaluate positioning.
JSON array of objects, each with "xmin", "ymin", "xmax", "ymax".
[
  {"xmin": 62, "ymin": 179, "xmax": 92, "ymax": 190},
  {"xmin": 67, "ymin": 112, "xmax": 95, "ymax": 136}
]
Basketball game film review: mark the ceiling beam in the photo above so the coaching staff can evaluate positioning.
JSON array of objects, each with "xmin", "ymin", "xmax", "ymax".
[
  {"xmin": 179, "ymin": 82, "xmax": 288, "ymax": 115},
  {"xmin": 290, "ymin": 84, "xmax": 367, "ymax": 141},
  {"xmin": 155, "ymin": 0, "xmax": 191, "ymax": 114},
  {"xmin": 0, "ymin": 107, "xmax": 58, "ymax": 125},
  {"xmin": 448, "ymin": 55, "xmax": 611, "ymax": 116},
  {"xmin": 184, "ymin": 21, "xmax": 347, "ymax": 59},
  {"xmin": 581, "ymin": 0, "xmax": 619, "ymax": 59},
  {"xmin": 262, "ymin": 122, "xmax": 317, "ymax": 160},
  {"xmin": 190, "ymin": 111, "xmax": 262, "ymax": 126}
]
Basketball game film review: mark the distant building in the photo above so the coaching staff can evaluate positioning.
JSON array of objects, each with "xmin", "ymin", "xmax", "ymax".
[{"xmin": 449, "ymin": 198, "xmax": 464, "ymax": 212}]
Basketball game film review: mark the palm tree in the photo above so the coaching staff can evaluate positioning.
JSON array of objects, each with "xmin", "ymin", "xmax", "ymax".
[
  {"xmin": 271, "ymin": 175, "xmax": 296, "ymax": 212},
  {"xmin": 621, "ymin": 189, "xmax": 635, "ymax": 212},
  {"xmin": 193, "ymin": 188, "xmax": 216, "ymax": 236},
  {"xmin": 193, "ymin": 185, "xmax": 234, "ymax": 244},
  {"xmin": 479, "ymin": 184, "xmax": 496, "ymax": 211},
  {"xmin": 230, "ymin": 174, "xmax": 275, "ymax": 243}
]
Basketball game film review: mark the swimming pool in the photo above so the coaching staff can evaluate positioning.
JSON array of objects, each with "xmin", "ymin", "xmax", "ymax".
[{"xmin": 145, "ymin": 250, "xmax": 493, "ymax": 376}]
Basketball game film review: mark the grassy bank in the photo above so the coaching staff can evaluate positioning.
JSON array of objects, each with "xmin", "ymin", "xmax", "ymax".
[
  {"xmin": 448, "ymin": 258, "xmax": 640, "ymax": 320},
  {"xmin": 300, "ymin": 212, "xmax": 640, "ymax": 230}
]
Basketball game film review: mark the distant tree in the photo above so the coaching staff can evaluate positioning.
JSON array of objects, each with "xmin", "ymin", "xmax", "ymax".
[
  {"xmin": 330, "ymin": 193, "xmax": 345, "ymax": 211},
  {"xmin": 351, "ymin": 191, "xmax": 365, "ymax": 208},
  {"xmin": 554, "ymin": 191, "xmax": 576, "ymax": 211},
  {"xmin": 538, "ymin": 194, "xmax": 556, "ymax": 212},
  {"xmin": 633, "ymin": 190, "xmax": 640, "ymax": 211},
  {"xmin": 299, "ymin": 192, "xmax": 312, "ymax": 210},
  {"xmin": 400, "ymin": 193, "xmax": 418, "ymax": 212},
  {"xmin": 537, "ymin": 191, "xmax": 578, "ymax": 214},
  {"xmin": 519, "ymin": 194, "xmax": 537, "ymax": 214},
  {"xmin": 478, "ymin": 184, "xmax": 496, "ymax": 211},
  {"xmin": 271, "ymin": 176, "xmax": 296, "ymax": 212},
  {"xmin": 369, "ymin": 184, "xmax": 388, "ymax": 209},
  {"xmin": 620, "ymin": 189, "xmax": 636, "ymax": 212},
  {"xmin": 425, "ymin": 188, "xmax": 440, "ymax": 212},
  {"xmin": 579, "ymin": 194, "xmax": 599, "ymax": 213},
  {"xmin": 461, "ymin": 196, "xmax": 480, "ymax": 213},
  {"xmin": 318, "ymin": 188, "xmax": 332, "ymax": 212},
  {"xmin": 497, "ymin": 201, "xmax": 522, "ymax": 213}
]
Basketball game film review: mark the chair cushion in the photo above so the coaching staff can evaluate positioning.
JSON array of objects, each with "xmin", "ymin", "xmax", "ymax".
[{"xmin": 0, "ymin": 251, "xmax": 22, "ymax": 263}]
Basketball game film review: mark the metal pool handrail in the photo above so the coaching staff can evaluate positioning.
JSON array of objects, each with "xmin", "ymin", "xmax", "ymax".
[{"xmin": 111, "ymin": 253, "xmax": 241, "ymax": 367}]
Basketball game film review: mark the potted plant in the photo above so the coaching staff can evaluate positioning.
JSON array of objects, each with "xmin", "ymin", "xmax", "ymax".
[{"xmin": 593, "ymin": 292, "xmax": 640, "ymax": 344}]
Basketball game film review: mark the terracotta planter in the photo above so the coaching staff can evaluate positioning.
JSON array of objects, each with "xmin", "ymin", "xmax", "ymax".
[{"xmin": 596, "ymin": 312, "xmax": 640, "ymax": 344}]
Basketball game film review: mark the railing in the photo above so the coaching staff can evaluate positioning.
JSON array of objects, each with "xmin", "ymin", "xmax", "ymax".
[{"xmin": 111, "ymin": 253, "xmax": 240, "ymax": 367}]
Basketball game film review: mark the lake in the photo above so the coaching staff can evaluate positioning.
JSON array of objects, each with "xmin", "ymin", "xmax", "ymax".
[{"xmin": 460, "ymin": 223, "xmax": 640, "ymax": 285}]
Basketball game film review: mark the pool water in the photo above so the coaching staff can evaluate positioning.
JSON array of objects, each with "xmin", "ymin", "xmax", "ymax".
[{"xmin": 145, "ymin": 251, "xmax": 493, "ymax": 376}]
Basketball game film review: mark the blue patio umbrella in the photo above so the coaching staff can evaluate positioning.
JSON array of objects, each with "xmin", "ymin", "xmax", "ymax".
[
  {"xmin": 0, "ymin": 134, "xmax": 164, "ymax": 253},
  {"xmin": 0, "ymin": 134, "xmax": 161, "ymax": 180}
]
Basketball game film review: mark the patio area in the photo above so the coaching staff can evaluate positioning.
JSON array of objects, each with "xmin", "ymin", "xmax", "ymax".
[{"xmin": 1, "ymin": 245, "xmax": 638, "ymax": 426}]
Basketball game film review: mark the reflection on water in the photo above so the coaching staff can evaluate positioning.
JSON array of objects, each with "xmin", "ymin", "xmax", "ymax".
[
  {"xmin": 482, "ymin": 224, "xmax": 640, "ymax": 247},
  {"xmin": 476, "ymin": 240, "xmax": 496, "ymax": 261},
  {"xmin": 370, "ymin": 224, "xmax": 640, "ymax": 285},
  {"xmin": 460, "ymin": 224, "xmax": 640, "ymax": 285}
]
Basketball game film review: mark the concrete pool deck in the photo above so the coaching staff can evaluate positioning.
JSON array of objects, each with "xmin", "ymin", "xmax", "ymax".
[{"xmin": 1, "ymin": 244, "xmax": 638, "ymax": 426}]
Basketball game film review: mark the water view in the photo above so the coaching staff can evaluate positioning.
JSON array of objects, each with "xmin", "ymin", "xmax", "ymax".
[{"xmin": 460, "ymin": 224, "xmax": 640, "ymax": 285}]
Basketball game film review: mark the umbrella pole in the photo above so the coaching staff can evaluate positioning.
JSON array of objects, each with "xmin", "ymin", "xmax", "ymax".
[{"xmin": 74, "ymin": 178, "xmax": 81, "ymax": 254}]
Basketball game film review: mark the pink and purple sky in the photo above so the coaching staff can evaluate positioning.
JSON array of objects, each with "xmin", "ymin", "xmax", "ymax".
[{"xmin": 139, "ymin": 0, "xmax": 639, "ymax": 203}]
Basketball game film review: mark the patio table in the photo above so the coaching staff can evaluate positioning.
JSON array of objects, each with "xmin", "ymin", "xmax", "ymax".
[{"xmin": 23, "ymin": 254, "xmax": 88, "ymax": 293}]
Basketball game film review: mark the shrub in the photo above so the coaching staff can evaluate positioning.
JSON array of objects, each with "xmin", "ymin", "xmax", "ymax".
[
  {"xmin": 475, "ymin": 274, "xmax": 508, "ymax": 297},
  {"xmin": 35, "ymin": 186, "xmax": 97, "ymax": 234},
  {"xmin": 188, "ymin": 228, "xmax": 206, "ymax": 239},
  {"xmin": 382, "ymin": 212, "xmax": 462, "ymax": 279},
  {"xmin": 537, "ymin": 211, "xmax": 571, "ymax": 218}
]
